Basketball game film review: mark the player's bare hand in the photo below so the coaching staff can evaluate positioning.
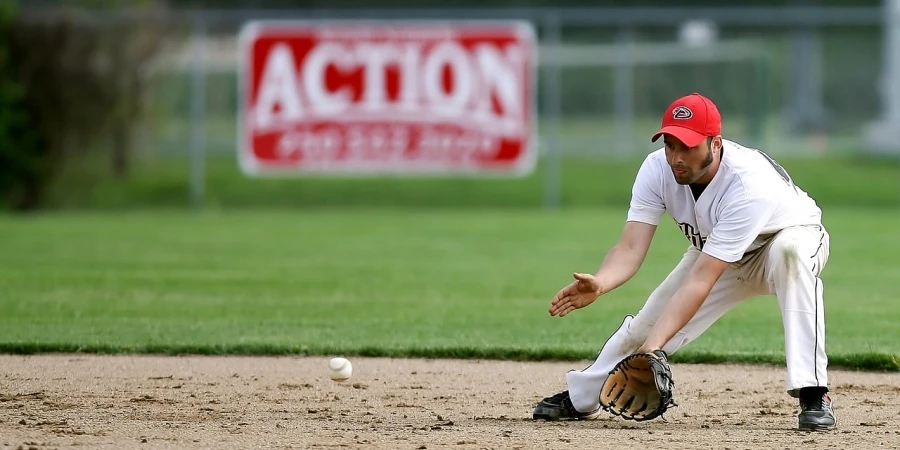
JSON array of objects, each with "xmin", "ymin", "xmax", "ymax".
[{"xmin": 549, "ymin": 273, "xmax": 603, "ymax": 317}]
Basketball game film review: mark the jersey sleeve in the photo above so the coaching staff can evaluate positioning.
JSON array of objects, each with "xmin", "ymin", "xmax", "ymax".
[
  {"xmin": 626, "ymin": 154, "xmax": 666, "ymax": 225},
  {"xmin": 703, "ymin": 193, "xmax": 776, "ymax": 263}
]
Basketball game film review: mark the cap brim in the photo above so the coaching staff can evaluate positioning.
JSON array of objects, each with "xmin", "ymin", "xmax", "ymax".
[{"xmin": 651, "ymin": 126, "xmax": 707, "ymax": 148}]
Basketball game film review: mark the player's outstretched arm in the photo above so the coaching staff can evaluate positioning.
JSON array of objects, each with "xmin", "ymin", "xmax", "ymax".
[
  {"xmin": 549, "ymin": 221, "xmax": 656, "ymax": 317},
  {"xmin": 638, "ymin": 252, "xmax": 729, "ymax": 351}
]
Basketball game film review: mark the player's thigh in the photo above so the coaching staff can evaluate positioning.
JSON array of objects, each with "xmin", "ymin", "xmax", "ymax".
[{"xmin": 758, "ymin": 225, "xmax": 829, "ymax": 292}]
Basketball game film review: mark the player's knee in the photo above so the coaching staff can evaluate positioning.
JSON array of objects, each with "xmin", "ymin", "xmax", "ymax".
[
  {"xmin": 626, "ymin": 314, "xmax": 654, "ymax": 339},
  {"xmin": 610, "ymin": 314, "xmax": 652, "ymax": 355}
]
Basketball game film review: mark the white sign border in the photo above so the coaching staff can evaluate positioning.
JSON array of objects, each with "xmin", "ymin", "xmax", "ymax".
[{"xmin": 236, "ymin": 19, "xmax": 539, "ymax": 179}]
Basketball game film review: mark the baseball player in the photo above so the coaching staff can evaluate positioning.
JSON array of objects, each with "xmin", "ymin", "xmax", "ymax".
[{"xmin": 532, "ymin": 93, "xmax": 835, "ymax": 431}]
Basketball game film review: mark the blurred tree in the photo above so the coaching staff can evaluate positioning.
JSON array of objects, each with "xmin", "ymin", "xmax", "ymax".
[
  {"xmin": 0, "ymin": 2, "xmax": 46, "ymax": 210},
  {"xmin": 0, "ymin": 1, "xmax": 167, "ymax": 210},
  {"xmin": 18, "ymin": 0, "xmax": 886, "ymax": 8},
  {"xmin": 160, "ymin": 0, "xmax": 881, "ymax": 8}
]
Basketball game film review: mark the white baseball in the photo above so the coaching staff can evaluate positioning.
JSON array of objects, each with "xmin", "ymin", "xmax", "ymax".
[{"xmin": 328, "ymin": 357, "xmax": 352, "ymax": 381}]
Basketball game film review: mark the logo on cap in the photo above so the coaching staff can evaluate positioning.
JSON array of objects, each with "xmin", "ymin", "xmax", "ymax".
[{"xmin": 672, "ymin": 106, "xmax": 693, "ymax": 120}]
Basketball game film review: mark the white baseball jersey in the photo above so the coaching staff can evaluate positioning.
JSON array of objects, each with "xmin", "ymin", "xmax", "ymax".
[{"xmin": 627, "ymin": 139, "xmax": 823, "ymax": 263}]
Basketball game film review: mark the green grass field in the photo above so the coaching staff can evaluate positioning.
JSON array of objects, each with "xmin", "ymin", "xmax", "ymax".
[{"xmin": 2, "ymin": 206, "xmax": 898, "ymax": 370}]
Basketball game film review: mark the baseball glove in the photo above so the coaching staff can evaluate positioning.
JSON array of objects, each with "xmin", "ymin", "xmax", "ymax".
[{"xmin": 598, "ymin": 349, "xmax": 676, "ymax": 421}]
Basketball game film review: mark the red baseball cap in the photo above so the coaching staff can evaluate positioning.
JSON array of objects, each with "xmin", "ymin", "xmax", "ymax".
[{"xmin": 651, "ymin": 93, "xmax": 722, "ymax": 148}]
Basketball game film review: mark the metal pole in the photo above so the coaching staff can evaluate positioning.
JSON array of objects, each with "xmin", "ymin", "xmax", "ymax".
[
  {"xmin": 887, "ymin": 0, "xmax": 900, "ymax": 124},
  {"xmin": 189, "ymin": 17, "xmax": 208, "ymax": 210},
  {"xmin": 887, "ymin": 0, "xmax": 900, "ymax": 206},
  {"xmin": 748, "ymin": 49, "xmax": 768, "ymax": 149},
  {"xmin": 542, "ymin": 16, "xmax": 562, "ymax": 210},
  {"xmin": 788, "ymin": 27, "xmax": 825, "ymax": 133},
  {"xmin": 862, "ymin": 0, "xmax": 900, "ymax": 155},
  {"xmin": 614, "ymin": 28, "xmax": 635, "ymax": 156}
]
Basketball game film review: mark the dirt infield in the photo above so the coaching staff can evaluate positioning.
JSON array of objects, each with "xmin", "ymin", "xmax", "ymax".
[{"xmin": 1, "ymin": 355, "xmax": 899, "ymax": 449}]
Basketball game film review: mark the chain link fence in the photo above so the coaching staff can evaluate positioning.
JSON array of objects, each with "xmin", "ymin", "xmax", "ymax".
[{"xmin": 16, "ymin": 3, "xmax": 900, "ymax": 208}]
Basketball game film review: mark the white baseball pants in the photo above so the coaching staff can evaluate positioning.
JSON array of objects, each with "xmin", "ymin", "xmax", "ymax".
[{"xmin": 567, "ymin": 225, "xmax": 830, "ymax": 414}]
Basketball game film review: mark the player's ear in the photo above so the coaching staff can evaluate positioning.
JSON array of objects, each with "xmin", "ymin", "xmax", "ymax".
[{"xmin": 711, "ymin": 135, "xmax": 723, "ymax": 152}]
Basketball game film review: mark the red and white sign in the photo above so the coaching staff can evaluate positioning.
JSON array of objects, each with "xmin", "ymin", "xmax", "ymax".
[{"xmin": 237, "ymin": 21, "xmax": 537, "ymax": 176}]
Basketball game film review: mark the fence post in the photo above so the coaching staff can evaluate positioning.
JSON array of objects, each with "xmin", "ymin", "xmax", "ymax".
[
  {"xmin": 542, "ymin": 15, "xmax": 562, "ymax": 210},
  {"xmin": 887, "ymin": 0, "xmax": 900, "ymax": 125},
  {"xmin": 748, "ymin": 48, "xmax": 768, "ymax": 149},
  {"xmin": 787, "ymin": 1, "xmax": 825, "ymax": 134},
  {"xmin": 863, "ymin": 0, "xmax": 900, "ymax": 155},
  {"xmin": 614, "ymin": 27, "xmax": 635, "ymax": 156},
  {"xmin": 189, "ymin": 16, "xmax": 208, "ymax": 210}
]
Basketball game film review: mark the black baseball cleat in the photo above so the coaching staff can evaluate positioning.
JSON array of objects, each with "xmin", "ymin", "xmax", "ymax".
[
  {"xmin": 533, "ymin": 390, "xmax": 602, "ymax": 421},
  {"xmin": 798, "ymin": 391, "xmax": 836, "ymax": 431}
]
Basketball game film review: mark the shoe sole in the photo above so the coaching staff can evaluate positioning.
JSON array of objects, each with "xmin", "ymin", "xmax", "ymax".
[
  {"xmin": 533, "ymin": 407, "xmax": 602, "ymax": 421},
  {"xmin": 798, "ymin": 422, "xmax": 836, "ymax": 431},
  {"xmin": 533, "ymin": 411, "xmax": 561, "ymax": 421}
]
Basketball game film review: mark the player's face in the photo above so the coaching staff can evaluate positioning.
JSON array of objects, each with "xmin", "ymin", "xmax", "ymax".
[{"xmin": 663, "ymin": 135, "xmax": 717, "ymax": 185}]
